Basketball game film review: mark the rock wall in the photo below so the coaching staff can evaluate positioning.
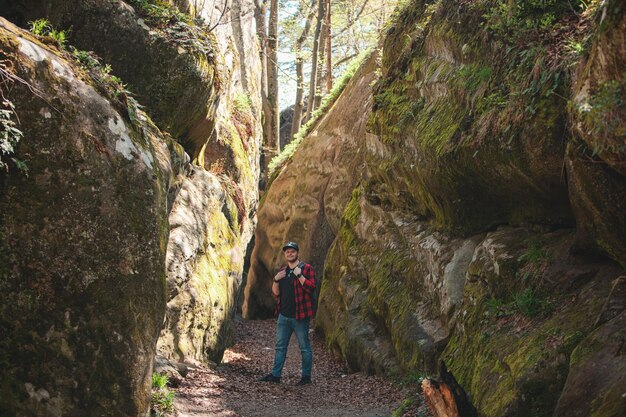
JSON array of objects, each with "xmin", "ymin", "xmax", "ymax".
[
  {"xmin": 152, "ymin": 0, "xmax": 263, "ymax": 364},
  {"xmin": 0, "ymin": 18, "xmax": 175, "ymax": 416},
  {"xmin": 7, "ymin": 0, "xmax": 262, "ymax": 364},
  {"xmin": 440, "ymin": 230, "xmax": 622, "ymax": 417},
  {"xmin": 369, "ymin": 0, "xmax": 575, "ymax": 236},
  {"xmin": 243, "ymin": 52, "xmax": 378, "ymax": 318},
  {"xmin": 567, "ymin": 0, "xmax": 626, "ymax": 268},
  {"xmin": 248, "ymin": 0, "xmax": 626, "ymax": 416},
  {"xmin": 0, "ymin": 0, "xmax": 263, "ymax": 413}
]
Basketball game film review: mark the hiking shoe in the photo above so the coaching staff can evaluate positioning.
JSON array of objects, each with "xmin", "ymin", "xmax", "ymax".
[
  {"xmin": 296, "ymin": 376, "xmax": 312, "ymax": 385},
  {"xmin": 258, "ymin": 374, "xmax": 281, "ymax": 383}
]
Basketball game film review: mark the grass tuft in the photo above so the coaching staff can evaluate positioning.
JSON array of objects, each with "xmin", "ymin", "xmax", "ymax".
[
  {"xmin": 485, "ymin": 288, "xmax": 552, "ymax": 319},
  {"xmin": 390, "ymin": 398, "xmax": 415, "ymax": 417},
  {"xmin": 28, "ymin": 19, "xmax": 71, "ymax": 47},
  {"xmin": 151, "ymin": 373, "xmax": 175, "ymax": 417}
]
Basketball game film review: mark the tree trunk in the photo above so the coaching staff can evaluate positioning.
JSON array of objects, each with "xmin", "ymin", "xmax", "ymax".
[
  {"xmin": 267, "ymin": 0, "xmax": 280, "ymax": 155},
  {"xmin": 305, "ymin": 0, "xmax": 325, "ymax": 119},
  {"xmin": 254, "ymin": 0, "xmax": 268, "ymax": 97},
  {"xmin": 254, "ymin": 0, "xmax": 273, "ymax": 178},
  {"xmin": 324, "ymin": 0, "xmax": 332, "ymax": 93},
  {"xmin": 291, "ymin": 0, "xmax": 317, "ymax": 140},
  {"xmin": 314, "ymin": 1, "xmax": 327, "ymax": 110}
]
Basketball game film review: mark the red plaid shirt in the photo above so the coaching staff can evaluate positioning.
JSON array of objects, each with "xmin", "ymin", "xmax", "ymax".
[{"xmin": 275, "ymin": 263, "xmax": 316, "ymax": 320}]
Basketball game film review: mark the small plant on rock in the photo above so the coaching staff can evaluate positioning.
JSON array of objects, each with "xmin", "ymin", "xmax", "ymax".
[
  {"xmin": 151, "ymin": 372, "xmax": 175, "ymax": 417},
  {"xmin": 128, "ymin": 0, "xmax": 190, "ymax": 26},
  {"xmin": 485, "ymin": 289, "xmax": 552, "ymax": 320},
  {"xmin": 0, "ymin": 99, "xmax": 23, "ymax": 172},
  {"xmin": 400, "ymin": 370, "xmax": 428, "ymax": 387},
  {"xmin": 514, "ymin": 288, "xmax": 552, "ymax": 318},
  {"xmin": 233, "ymin": 92, "xmax": 252, "ymax": 113},
  {"xmin": 518, "ymin": 239, "xmax": 549, "ymax": 264},
  {"xmin": 390, "ymin": 398, "xmax": 415, "ymax": 417},
  {"xmin": 485, "ymin": 297, "xmax": 514, "ymax": 318},
  {"xmin": 28, "ymin": 19, "xmax": 129, "ymax": 101},
  {"xmin": 28, "ymin": 19, "xmax": 71, "ymax": 47},
  {"xmin": 481, "ymin": 0, "xmax": 587, "ymax": 38},
  {"xmin": 28, "ymin": 18, "xmax": 49, "ymax": 36},
  {"xmin": 517, "ymin": 238, "xmax": 551, "ymax": 285},
  {"xmin": 0, "ymin": 58, "xmax": 26, "ymax": 174},
  {"xmin": 71, "ymin": 49, "xmax": 128, "ymax": 99}
]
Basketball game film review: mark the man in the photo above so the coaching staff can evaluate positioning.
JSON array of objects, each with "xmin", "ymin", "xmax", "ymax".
[{"xmin": 259, "ymin": 241, "xmax": 316, "ymax": 385}]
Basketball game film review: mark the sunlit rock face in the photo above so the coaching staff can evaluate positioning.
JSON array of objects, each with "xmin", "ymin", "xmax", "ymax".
[
  {"xmin": 243, "ymin": 52, "xmax": 379, "ymax": 319},
  {"xmin": 0, "ymin": 18, "xmax": 174, "ymax": 416},
  {"xmin": 2, "ymin": 0, "xmax": 262, "ymax": 363},
  {"xmin": 251, "ymin": 0, "xmax": 626, "ymax": 416},
  {"xmin": 152, "ymin": 0, "xmax": 264, "ymax": 365}
]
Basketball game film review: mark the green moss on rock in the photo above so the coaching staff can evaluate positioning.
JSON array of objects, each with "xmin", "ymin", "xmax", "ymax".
[
  {"xmin": 0, "ymin": 18, "xmax": 171, "ymax": 416},
  {"xmin": 367, "ymin": 0, "xmax": 575, "ymax": 235},
  {"xmin": 443, "ymin": 231, "xmax": 616, "ymax": 417}
]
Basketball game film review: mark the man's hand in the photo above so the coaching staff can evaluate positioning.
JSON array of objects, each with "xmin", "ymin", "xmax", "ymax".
[
  {"xmin": 293, "ymin": 266, "xmax": 302, "ymax": 276},
  {"xmin": 274, "ymin": 270, "xmax": 286, "ymax": 282}
]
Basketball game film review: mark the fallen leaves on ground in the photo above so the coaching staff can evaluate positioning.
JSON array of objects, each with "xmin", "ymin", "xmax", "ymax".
[{"xmin": 173, "ymin": 317, "xmax": 430, "ymax": 417}]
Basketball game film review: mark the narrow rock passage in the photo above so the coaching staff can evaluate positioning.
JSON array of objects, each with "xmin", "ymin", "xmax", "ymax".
[{"xmin": 174, "ymin": 317, "xmax": 429, "ymax": 417}]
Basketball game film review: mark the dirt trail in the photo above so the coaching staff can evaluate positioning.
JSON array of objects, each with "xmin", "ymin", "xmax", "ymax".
[{"xmin": 173, "ymin": 317, "xmax": 429, "ymax": 417}]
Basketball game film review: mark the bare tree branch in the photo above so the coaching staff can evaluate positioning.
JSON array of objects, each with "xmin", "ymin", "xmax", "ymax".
[
  {"xmin": 208, "ymin": 0, "xmax": 231, "ymax": 32},
  {"xmin": 332, "ymin": 0, "xmax": 371, "ymax": 38},
  {"xmin": 333, "ymin": 52, "xmax": 358, "ymax": 69}
]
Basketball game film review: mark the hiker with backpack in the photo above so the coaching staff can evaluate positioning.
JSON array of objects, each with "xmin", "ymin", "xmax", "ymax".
[{"xmin": 258, "ymin": 241, "xmax": 316, "ymax": 385}]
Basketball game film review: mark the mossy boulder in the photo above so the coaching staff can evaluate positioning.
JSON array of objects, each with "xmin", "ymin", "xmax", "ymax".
[
  {"xmin": 0, "ymin": 18, "xmax": 173, "ymax": 416},
  {"xmin": 1, "ymin": 0, "xmax": 263, "ymax": 365},
  {"xmin": 155, "ymin": 0, "xmax": 263, "ymax": 364},
  {"xmin": 368, "ymin": 0, "xmax": 574, "ymax": 235},
  {"xmin": 1, "ymin": 0, "xmax": 219, "ymax": 146},
  {"xmin": 323, "ymin": 192, "xmax": 624, "ymax": 415},
  {"xmin": 442, "ymin": 228, "xmax": 623, "ymax": 417},
  {"xmin": 318, "ymin": 186, "xmax": 484, "ymax": 374},
  {"xmin": 0, "ymin": 0, "xmax": 263, "ymax": 195},
  {"xmin": 243, "ymin": 52, "xmax": 379, "ymax": 318},
  {"xmin": 158, "ymin": 167, "xmax": 247, "ymax": 363}
]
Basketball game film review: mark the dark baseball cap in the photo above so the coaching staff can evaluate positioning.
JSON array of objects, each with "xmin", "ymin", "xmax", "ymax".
[{"xmin": 282, "ymin": 241, "xmax": 299, "ymax": 251}]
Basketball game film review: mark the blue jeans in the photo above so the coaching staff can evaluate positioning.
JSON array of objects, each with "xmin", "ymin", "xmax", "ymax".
[{"xmin": 271, "ymin": 314, "xmax": 312, "ymax": 378}]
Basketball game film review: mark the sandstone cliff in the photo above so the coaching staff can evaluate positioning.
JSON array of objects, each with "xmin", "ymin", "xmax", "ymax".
[
  {"xmin": 247, "ymin": 0, "xmax": 626, "ymax": 415},
  {"xmin": 0, "ymin": 0, "xmax": 262, "ymax": 414},
  {"xmin": 0, "ymin": 18, "xmax": 175, "ymax": 416},
  {"xmin": 152, "ymin": 0, "xmax": 263, "ymax": 365},
  {"xmin": 244, "ymin": 52, "xmax": 378, "ymax": 318}
]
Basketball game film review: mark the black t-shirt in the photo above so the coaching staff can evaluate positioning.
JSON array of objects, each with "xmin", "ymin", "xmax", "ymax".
[{"xmin": 279, "ymin": 268, "xmax": 296, "ymax": 318}]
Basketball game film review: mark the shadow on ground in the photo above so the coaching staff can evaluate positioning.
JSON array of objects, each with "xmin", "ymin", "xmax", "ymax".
[{"xmin": 173, "ymin": 317, "xmax": 429, "ymax": 417}]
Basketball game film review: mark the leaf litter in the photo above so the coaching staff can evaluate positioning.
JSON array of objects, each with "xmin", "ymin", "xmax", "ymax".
[{"xmin": 173, "ymin": 317, "xmax": 430, "ymax": 417}]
